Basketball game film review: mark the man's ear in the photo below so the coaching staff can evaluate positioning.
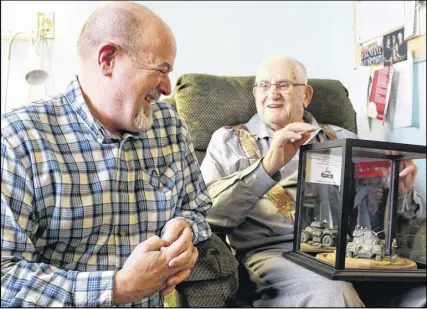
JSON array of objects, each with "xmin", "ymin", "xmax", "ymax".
[
  {"xmin": 252, "ymin": 87, "xmax": 257, "ymax": 99},
  {"xmin": 97, "ymin": 42, "xmax": 120, "ymax": 76},
  {"xmin": 303, "ymin": 85, "xmax": 313, "ymax": 109}
]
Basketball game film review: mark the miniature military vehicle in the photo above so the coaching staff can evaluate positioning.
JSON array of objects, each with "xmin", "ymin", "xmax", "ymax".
[
  {"xmin": 346, "ymin": 225, "xmax": 386, "ymax": 261},
  {"xmin": 321, "ymin": 166, "xmax": 334, "ymax": 179},
  {"xmin": 300, "ymin": 219, "xmax": 337, "ymax": 246}
]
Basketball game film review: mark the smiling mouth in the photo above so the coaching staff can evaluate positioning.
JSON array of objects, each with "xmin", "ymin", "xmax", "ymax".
[{"xmin": 267, "ymin": 103, "xmax": 283, "ymax": 108}]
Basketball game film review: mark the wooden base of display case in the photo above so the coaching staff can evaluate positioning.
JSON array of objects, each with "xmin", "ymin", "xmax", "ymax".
[
  {"xmin": 316, "ymin": 253, "xmax": 417, "ymax": 270},
  {"xmin": 283, "ymin": 251, "xmax": 426, "ymax": 282}
]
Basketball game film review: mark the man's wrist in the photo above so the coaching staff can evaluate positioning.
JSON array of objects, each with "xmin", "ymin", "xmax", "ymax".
[
  {"xmin": 262, "ymin": 147, "xmax": 289, "ymax": 176},
  {"xmin": 261, "ymin": 157, "xmax": 279, "ymax": 177},
  {"xmin": 244, "ymin": 161, "xmax": 278, "ymax": 198},
  {"xmin": 113, "ymin": 271, "xmax": 130, "ymax": 305},
  {"xmin": 398, "ymin": 187, "xmax": 414, "ymax": 199}
]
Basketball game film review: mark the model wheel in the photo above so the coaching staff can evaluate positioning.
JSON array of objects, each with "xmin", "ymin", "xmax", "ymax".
[
  {"xmin": 322, "ymin": 235, "xmax": 334, "ymax": 247},
  {"xmin": 347, "ymin": 251, "xmax": 354, "ymax": 258},
  {"xmin": 375, "ymin": 255, "xmax": 382, "ymax": 261},
  {"xmin": 301, "ymin": 231, "xmax": 309, "ymax": 243}
]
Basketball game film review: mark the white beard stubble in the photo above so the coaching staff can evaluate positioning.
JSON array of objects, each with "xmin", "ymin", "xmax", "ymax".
[{"xmin": 133, "ymin": 104, "xmax": 154, "ymax": 132}]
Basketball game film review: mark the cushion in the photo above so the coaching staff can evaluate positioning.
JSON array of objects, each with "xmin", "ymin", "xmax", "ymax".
[
  {"xmin": 164, "ymin": 73, "xmax": 357, "ymax": 163},
  {"xmin": 175, "ymin": 233, "xmax": 239, "ymax": 307}
]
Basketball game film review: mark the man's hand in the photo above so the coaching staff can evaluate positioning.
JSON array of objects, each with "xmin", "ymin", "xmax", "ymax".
[
  {"xmin": 262, "ymin": 122, "xmax": 317, "ymax": 176},
  {"xmin": 160, "ymin": 246, "xmax": 198, "ymax": 296},
  {"xmin": 113, "ymin": 232, "xmax": 197, "ymax": 304},
  {"xmin": 385, "ymin": 151, "xmax": 417, "ymax": 196},
  {"xmin": 113, "ymin": 235, "xmax": 173, "ymax": 304},
  {"xmin": 398, "ymin": 159, "xmax": 417, "ymax": 196},
  {"xmin": 160, "ymin": 218, "xmax": 198, "ymax": 296},
  {"xmin": 161, "ymin": 218, "xmax": 193, "ymax": 246}
]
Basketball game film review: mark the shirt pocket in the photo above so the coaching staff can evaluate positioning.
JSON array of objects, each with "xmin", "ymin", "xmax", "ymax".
[
  {"xmin": 136, "ymin": 162, "xmax": 184, "ymax": 225},
  {"xmin": 147, "ymin": 163, "xmax": 180, "ymax": 197}
]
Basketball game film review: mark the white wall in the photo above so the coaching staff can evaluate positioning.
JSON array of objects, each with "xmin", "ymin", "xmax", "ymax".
[
  {"xmin": 1, "ymin": 1, "xmax": 100, "ymax": 114},
  {"xmin": 1, "ymin": 1, "xmax": 355, "ymax": 112},
  {"xmin": 140, "ymin": 1, "xmax": 355, "ymax": 96}
]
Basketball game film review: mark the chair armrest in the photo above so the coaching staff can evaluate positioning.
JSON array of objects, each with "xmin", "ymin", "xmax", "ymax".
[{"xmin": 175, "ymin": 233, "xmax": 239, "ymax": 307}]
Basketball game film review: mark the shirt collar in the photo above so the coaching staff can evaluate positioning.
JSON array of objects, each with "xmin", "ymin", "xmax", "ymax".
[
  {"xmin": 246, "ymin": 110, "xmax": 320, "ymax": 139},
  {"xmin": 64, "ymin": 76, "xmax": 142, "ymax": 143}
]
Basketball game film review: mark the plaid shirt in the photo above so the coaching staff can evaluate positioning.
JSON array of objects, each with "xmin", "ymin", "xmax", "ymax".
[{"xmin": 1, "ymin": 77, "xmax": 212, "ymax": 307}]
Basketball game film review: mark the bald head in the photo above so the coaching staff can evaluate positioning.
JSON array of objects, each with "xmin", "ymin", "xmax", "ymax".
[
  {"xmin": 256, "ymin": 56, "xmax": 307, "ymax": 84},
  {"xmin": 253, "ymin": 56, "xmax": 312, "ymax": 130},
  {"xmin": 75, "ymin": 2, "xmax": 177, "ymax": 136},
  {"xmin": 77, "ymin": 2, "xmax": 173, "ymax": 61}
]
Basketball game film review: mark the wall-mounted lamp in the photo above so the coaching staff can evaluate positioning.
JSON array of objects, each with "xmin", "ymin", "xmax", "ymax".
[
  {"xmin": 3, "ymin": 29, "xmax": 49, "ymax": 113},
  {"xmin": 25, "ymin": 41, "xmax": 49, "ymax": 86}
]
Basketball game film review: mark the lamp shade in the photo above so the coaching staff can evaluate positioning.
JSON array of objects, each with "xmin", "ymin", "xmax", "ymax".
[{"xmin": 25, "ymin": 46, "xmax": 49, "ymax": 86}]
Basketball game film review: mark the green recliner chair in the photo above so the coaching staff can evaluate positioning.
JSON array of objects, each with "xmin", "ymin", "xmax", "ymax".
[{"xmin": 163, "ymin": 74, "xmax": 357, "ymax": 307}]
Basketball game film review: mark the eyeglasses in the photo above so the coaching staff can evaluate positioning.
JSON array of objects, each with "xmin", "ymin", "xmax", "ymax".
[{"xmin": 253, "ymin": 81, "xmax": 306, "ymax": 93}]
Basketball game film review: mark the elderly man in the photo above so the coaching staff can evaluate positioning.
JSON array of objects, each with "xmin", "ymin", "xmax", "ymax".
[
  {"xmin": 1, "ymin": 2, "xmax": 211, "ymax": 307},
  {"xmin": 201, "ymin": 56, "xmax": 425, "ymax": 307}
]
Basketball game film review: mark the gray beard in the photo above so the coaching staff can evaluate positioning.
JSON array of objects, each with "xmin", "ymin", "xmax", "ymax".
[{"xmin": 133, "ymin": 104, "xmax": 153, "ymax": 132}]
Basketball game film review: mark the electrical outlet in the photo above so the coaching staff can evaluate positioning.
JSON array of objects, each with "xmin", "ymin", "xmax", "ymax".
[{"xmin": 36, "ymin": 12, "xmax": 55, "ymax": 39}]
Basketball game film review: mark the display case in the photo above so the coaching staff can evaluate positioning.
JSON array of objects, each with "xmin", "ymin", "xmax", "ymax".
[{"xmin": 282, "ymin": 138, "xmax": 426, "ymax": 282}]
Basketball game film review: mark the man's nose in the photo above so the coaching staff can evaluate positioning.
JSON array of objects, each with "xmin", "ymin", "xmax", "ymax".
[
  {"xmin": 158, "ymin": 74, "xmax": 172, "ymax": 96},
  {"xmin": 268, "ymin": 85, "xmax": 281, "ymax": 98}
]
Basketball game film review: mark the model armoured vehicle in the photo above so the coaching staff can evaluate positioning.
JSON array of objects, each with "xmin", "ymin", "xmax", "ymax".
[
  {"xmin": 300, "ymin": 219, "xmax": 337, "ymax": 247},
  {"xmin": 320, "ymin": 166, "xmax": 334, "ymax": 179},
  {"xmin": 346, "ymin": 225, "xmax": 386, "ymax": 261}
]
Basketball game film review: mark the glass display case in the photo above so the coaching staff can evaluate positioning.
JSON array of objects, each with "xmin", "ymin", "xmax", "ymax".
[{"xmin": 283, "ymin": 138, "xmax": 426, "ymax": 282}]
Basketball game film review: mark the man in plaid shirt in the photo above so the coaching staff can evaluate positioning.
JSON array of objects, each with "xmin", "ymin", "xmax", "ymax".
[{"xmin": 1, "ymin": 2, "xmax": 211, "ymax": 307}]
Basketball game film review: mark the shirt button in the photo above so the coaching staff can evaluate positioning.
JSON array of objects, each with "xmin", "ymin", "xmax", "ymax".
[
  {"xmin": 120, "ymin": 183, "xmax": 125, "ymax": 190},
  {"xmin": 119, "ymin": 230, "xmax": 127, "ymax": 236},
  {"xmin": 252, "ymin": 174, "xmax": 257, "ymax": 179}
]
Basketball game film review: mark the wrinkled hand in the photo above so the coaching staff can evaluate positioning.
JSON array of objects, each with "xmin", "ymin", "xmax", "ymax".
[
  {"xmin": 159, "ymin": 218, "xmax": 198, "ymax": 296},
  {"xmin": 385, "ymin": 151, "xmax": 417, "ymax": 196},
  {"xmin": 262, "ymin": 122, "xmax": 317, "ymax": 176},
  {"xmin": 398, "ymin": 159, "xmax": 417, "ymax": 196},
  {"xmin": 161, "ymin": 218, "xmax": 193, "ymax": 246},
  {"xmin": 113, "ymin": 235, "xmax": 176, "ymax": 304}
]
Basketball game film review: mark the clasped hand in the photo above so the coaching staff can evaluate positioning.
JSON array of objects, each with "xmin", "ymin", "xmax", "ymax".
[{"xmin": 113, "ymin": 218, "xmax": 197, "ymax": 304}]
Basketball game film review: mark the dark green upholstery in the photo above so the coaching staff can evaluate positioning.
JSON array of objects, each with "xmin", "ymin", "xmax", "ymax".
[
  {"xmin": 175, "ymin": 233, "xmax": 239, "ymax": 307},
  {"xmin": 164, "ymin": 73, "xmax": 357, "ymax": 164}
]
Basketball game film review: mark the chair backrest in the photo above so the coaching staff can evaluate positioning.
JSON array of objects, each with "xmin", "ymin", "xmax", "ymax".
[{"xmin": 164, "ymin": 73, "xmax": 357, "ymax": 164}]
